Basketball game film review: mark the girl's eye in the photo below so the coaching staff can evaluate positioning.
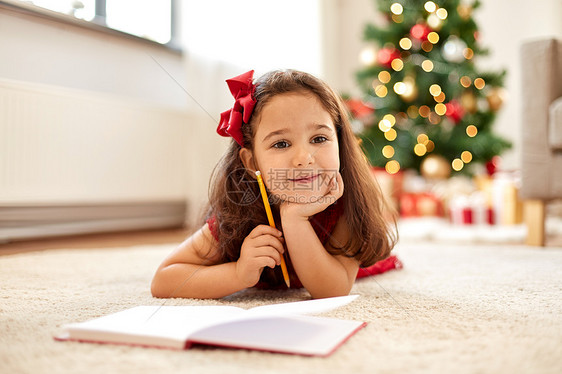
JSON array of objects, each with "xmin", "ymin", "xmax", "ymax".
[
  {"xmin": 273, "ymin": 140, "xmax": 289, "ymax": 149},
  {"xmin": 312, "ymin": 136, "xmax": 328, "ymax": 144}
]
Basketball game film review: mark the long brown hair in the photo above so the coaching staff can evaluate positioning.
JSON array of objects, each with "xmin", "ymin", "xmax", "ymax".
[{"xmin": 204, "ymin": 70, "xmax": 396, "ymax": 268}]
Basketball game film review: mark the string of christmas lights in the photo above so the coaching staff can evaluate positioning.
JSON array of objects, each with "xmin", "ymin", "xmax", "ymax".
[{"xmin": 349, "ymin": 0, "xmax": 511, "ymax": 177}]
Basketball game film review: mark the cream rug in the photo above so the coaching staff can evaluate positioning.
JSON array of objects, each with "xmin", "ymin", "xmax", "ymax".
[{"xmin": 1, "ymin": 240, "xmax": 561, "ymax": 374}]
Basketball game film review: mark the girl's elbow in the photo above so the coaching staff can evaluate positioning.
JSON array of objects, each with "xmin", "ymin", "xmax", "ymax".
[
  {"xmin": 150, "ymin": 281, "xmax": 161, "ymax": 298},
  {"xmin": 150, "ymin": 274, "xmax": 167, "ymax": 298}
]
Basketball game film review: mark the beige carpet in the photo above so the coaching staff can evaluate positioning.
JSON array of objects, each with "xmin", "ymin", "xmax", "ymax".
[{"xmin": 1, "ymin": 240, "xmax": 561, "ymax": 374}]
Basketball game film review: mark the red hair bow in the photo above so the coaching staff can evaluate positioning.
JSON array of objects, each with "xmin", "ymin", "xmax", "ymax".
[{"xmin": 217, "ymin": 70, "xmax": 256, "ymax": 146}]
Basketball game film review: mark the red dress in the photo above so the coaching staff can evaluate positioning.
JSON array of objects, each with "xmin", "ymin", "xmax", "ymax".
[{"xmin": 207, "ymin": 200, "xmax": 401, "ymax": 289}]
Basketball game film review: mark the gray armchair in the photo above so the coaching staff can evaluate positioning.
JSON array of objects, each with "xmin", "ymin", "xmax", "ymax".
[{"xmin": 520, "ymin": 38, "xmax": 562, "ymax": 246}]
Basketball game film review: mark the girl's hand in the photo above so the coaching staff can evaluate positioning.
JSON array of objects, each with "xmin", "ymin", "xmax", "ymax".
[
  {"xmin": 236, "ymin": 225, "xmax": 285, "ymax": 288},
  {"xmin": 280, "ymin": 171, "xmax": 344, "ymax": 221}
]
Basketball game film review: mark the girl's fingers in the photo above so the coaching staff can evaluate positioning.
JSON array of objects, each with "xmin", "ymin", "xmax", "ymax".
[
  {"xmin": 248, "ymin": 225, "xmax": 283, "ymax": 239},
  {"xmin": 251, "ymin": 254, "xmax": 278, "ymax": 269},
  {"xmin": 251, "ymin": 247, "xmax": 282, "ymax": 267},
  {"xmin": 335, "ymin": 171, "xmax": 344, "ymax": 194},
  {"xmin": 261, "ymin": 248, "xmax": 283, "ymax": 266},
  {"xmin": 252, "ymin": 235, "xmax": 285, "ymax": 254},
  {"xmin": 323, "ymin": 171, "xmax": 343, "ymax": 199},
  {"xmin": 330, "ymin": 172, "xmax": 343, "ymax": 196}
]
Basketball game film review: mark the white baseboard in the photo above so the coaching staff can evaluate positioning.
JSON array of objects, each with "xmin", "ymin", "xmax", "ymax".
[{"xmin": 0, "ymin": 201, "xmax": 187, "ymax": 243}]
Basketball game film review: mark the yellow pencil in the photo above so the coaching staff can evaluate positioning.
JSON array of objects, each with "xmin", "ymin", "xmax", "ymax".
[{"xmin": 255, "ymin": 171, "xmax": 290, "ymax": 288}]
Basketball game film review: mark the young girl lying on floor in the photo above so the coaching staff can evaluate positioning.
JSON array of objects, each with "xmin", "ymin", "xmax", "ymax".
[{"xmin": 151, "ymin": 69, "xmax": 399, "ymax": 299}]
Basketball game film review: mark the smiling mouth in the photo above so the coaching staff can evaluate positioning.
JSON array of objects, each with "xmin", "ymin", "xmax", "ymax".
[{"xmin": 289, "ymin": 174, "xmax": 319, "ymax": 183}]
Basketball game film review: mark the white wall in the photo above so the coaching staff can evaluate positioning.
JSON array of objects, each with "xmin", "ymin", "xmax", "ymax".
[
  {"xmin": 328, "ymin": 0, "xmax": 562, "ymax": 171},
  {"xmin": 320, "ymin": 0, "xmax": 380, "ymax": 96},
  {"xmin": 179, "ymin": 0, "xmax": 324, "ymax": 120},
  {"xmin": 181, "ymin": 0, "xmax": 322, "ymax": 77},
  {"xmin": 0, "ymin": 6, "xmax": 187, "ymax": 109}
]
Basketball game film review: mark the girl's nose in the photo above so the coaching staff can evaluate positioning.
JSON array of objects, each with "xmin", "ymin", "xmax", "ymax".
[{"xmin": 292, "ymin": 145, "xmax": 315, "ymax": 167}]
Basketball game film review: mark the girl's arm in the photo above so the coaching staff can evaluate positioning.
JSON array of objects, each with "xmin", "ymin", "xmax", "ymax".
[
  {"xmin": 281, "ymin": 214, "xmax": 358, "ymax": 299},
  {"xmin": 151, "ymin": 224, "xmax": 284, "ymax": 299},
  {"xmin": 280, "ymin": 172, "xmax": 358, "ymax": 299}
]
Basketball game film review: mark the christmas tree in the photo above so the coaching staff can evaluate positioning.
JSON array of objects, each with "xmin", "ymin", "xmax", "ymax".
[{"xmin": 351, "ymin": 0, "xmax": 511, "ymax": 178}]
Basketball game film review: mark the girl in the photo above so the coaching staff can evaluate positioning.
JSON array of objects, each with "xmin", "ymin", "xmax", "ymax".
[{"xmin": 151, "ymin": 70, "xmax": 398, "ymax": 299}]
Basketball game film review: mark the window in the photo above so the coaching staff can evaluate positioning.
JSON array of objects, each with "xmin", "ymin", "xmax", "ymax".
[
  {"xmin": 183, "ymin": 0, "xmax": 322, "ymax": 75},
  {"xmin": 29, "ymin": 0, "xmax": 96, "ymax": 20},
  {"xmin": 105, "ymin": 0, "xmax": 171, "ymax": 44},
  {"xmin": 10, "ymin": 0, "xmax": 174, "ymax": 45}
]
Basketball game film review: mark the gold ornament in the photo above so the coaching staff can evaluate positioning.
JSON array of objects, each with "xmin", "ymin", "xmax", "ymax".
[
  {"xmin": 457, "ymin": 5, "xmax": 472, "ymax": 20},
  {"xmin": 486, "ymin": 87, "xmax": 505, "ymax": 111},
  {"xmin": 421, "ymin": 155, "xmax": 451, "ymax": 179},
  {"xmin": 461, "ymin": 91, "xmax": 477, "ymax": 113}
]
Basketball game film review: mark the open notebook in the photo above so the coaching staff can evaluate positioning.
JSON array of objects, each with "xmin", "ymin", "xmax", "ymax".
[{"xmin": 55, "ymin": 295, "xmax": 366, "ymax": 357}]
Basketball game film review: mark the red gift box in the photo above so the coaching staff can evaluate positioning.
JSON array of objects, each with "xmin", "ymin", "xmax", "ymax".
[{"xmin": 400, "ymin": 192, "xmax": 444, "ymax": 218}]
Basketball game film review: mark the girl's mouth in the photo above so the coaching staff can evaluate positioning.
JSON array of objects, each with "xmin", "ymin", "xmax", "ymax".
[{"xmin": 289, "ymin": 174, "xmax": 319, "ymax": 183}]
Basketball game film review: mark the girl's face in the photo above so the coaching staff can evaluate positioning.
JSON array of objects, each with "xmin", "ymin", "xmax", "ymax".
[{"xmin": 240, "ymin": 92, "xmax": 340, "ymax": 204}]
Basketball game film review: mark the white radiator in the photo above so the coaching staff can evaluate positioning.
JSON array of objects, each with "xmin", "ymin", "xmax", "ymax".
[{"xmin": 0, "ymin": 78, "xmax": 194, "ymax": 242}]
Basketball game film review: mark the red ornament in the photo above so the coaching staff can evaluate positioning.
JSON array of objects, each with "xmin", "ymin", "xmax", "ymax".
[
  {"xmin": 345, "ymin": 98, "xmax": 375, "ymax": 119},
  {"xmin": 377, "ymin": 47, "xmax": 401, "ymax": 68},
  {"xmin": 485, "ymin": 156, "xmax": 502, "ymax": 176},
  {"xmin": 445, "ymin": 100, "xmax": 465, "ymax": 123},
  {"xmin": 410, "ymin": 23, "xmax": 432, "ymax": 41}
]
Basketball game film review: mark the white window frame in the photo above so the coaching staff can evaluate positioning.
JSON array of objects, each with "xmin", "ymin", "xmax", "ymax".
[{"xmin": 0, "ymin": 0, "xmax": 181, "ymax": 52}]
